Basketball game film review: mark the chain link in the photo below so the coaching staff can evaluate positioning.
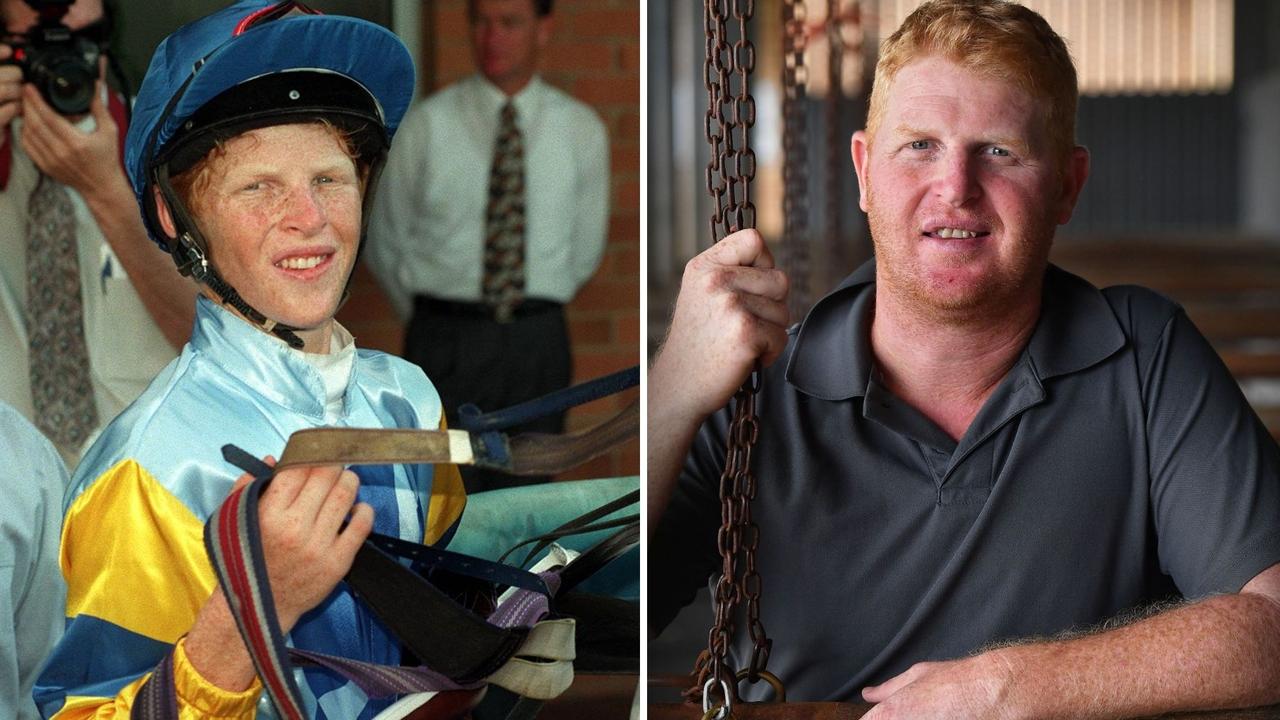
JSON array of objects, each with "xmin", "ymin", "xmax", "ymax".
[
  {"xmin": 689, "ymin": 0, "xmax": 772, "ymax": 709},
  {"xmin": 824, "ymin": 0, "xmax": 844, "ymax": 276},
  {"xmin": 782, "ymin": 0, "xmax": 810, "ymax": 321}
]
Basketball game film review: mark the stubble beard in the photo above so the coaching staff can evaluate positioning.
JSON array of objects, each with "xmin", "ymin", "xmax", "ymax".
[{"xmin": 866, "ymin": 188, "xmax": 1057, "ymax": 326}]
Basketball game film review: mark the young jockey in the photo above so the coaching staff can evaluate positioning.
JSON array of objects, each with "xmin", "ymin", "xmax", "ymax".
[{"xmin": 35, "ymin": 3, "xmax": 465, "ymax": 717}]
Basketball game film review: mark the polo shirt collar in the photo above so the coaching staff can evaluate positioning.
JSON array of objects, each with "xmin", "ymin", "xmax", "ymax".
[{"xmin": 785, "ymin": 260, "xmax": 1127, "ymax": 401}]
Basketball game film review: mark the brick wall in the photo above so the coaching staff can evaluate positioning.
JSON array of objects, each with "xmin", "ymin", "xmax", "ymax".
[{"xmin": 337, "ymin": 0, "xmax": 640, "ymax": 480}]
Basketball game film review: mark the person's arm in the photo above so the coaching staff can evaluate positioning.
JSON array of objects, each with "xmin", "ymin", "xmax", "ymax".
[
  {"xmin": 36, "ymin": 460, "xmax": 371, "ymax": 718},
  {"xmin": 568, "ymin": 113, "xmax": 609, "ymax": 294},
  {"xmin": 647, "ymin": 229, "xmax": 789, "ymax": 531},
  {"xmin": 17, "ymin": 77, "xmax": 198, "ymax": 349},
  {"xmin": 861, "ymin": 562, "xmax": 1280, "ymax": 719}
]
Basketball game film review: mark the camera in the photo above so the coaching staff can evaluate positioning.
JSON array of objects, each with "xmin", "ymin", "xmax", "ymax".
[{"xmin": 4, "ymin": 0, "xmax": 105, "ymax": 116}]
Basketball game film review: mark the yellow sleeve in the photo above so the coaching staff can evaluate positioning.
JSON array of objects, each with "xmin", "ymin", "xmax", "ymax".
[
  {"xmin": 171, "ymin": 637, "xmax": 262, "ymax": 718},
  {"xmin": 53, "ymin": 641, "xmax": 260, "ymax": 719},
  {"xmin": 45, "ymin": 460, "xmax": 258, "ymax": 719},
  {"xmin": 426, "ymin": 414, "xmax": 467, "ymax": 545}
]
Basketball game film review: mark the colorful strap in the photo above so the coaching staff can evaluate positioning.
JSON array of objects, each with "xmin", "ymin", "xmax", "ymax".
[{"xmin": 205, "ymin": 475, "xmax": 308, "ymax": 720}]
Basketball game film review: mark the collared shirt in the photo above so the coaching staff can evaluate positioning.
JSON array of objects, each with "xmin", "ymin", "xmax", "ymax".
[
  {"xmin": 367, "ymin": 74, "xmax": 609, "ymax": 319},
  {"xmin": 651, "ymin": 261, "xmax": 1280, "ymax": 702},
  {"xmin": 0, "ymin": 403, "xmax": 67, "ymax": 720},
  {"xmin": 36, "ymin": 296, "xmax": 467, "ymax": 719},
  {"xmin": 0, "ymin": 119, "xmax": 176, "ymax": 462}
]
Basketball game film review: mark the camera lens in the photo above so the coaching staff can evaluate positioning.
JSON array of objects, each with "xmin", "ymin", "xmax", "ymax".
[{"xmin": 43, "ymin": 58, "xmax": 95, "ymax": 115}]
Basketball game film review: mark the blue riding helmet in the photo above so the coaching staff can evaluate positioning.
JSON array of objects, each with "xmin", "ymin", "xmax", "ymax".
[{"xmin": 123, "ymin": 0, "xmax": 415, "ymax": 347}]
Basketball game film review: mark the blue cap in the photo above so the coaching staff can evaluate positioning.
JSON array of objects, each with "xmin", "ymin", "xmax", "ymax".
[{"xmin": 124, "ymin": 1, "xmax": 415, "ymax": 248}]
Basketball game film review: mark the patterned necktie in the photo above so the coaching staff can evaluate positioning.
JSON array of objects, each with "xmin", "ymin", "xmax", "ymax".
[
  {"xmin": 26, "ymin": 174, "xmax": 97, "ymax": 450},
  {"xmin": 482, "ymin": 101, "xmax": 526, "ymax": 323}
]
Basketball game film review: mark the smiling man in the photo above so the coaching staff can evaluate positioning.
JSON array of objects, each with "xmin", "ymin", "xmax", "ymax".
[
  {"xmin": 648, "ymin": 1, "xmax": 1280, "ymax": 717},
  {"xmin": 34, "ymin": 2, "xmax": 466, "ymax": 717}
]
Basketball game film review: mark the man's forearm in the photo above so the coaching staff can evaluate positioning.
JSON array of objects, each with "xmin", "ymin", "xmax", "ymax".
[
  {"xmin": 645, "ymin": 356, "xmax": 706, "ymax": 535},
  {"xmin": 183, "ymin": 589, "xmax": 259, "ymax": 693},
  {"xmin": 81, "ymin": 175, "xmax": 198, "ymax": 349},
  {"xmin": 997, "ymin": 591, "xmax": 1280, "ymax": 719}
]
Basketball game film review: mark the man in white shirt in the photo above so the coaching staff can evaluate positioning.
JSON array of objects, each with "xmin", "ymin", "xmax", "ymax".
[
  {"xmin": 0, "ymin": 0, "xmax": 197, "ymax": 464},
  {"xmin": 368, "ymin": 0, "xmax": 609, "ymax": 491}
]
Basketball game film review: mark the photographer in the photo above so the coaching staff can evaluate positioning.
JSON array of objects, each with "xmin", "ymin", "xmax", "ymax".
[{"xmin": 0, "ymin": 0, "xmax": 197, "ymax": 464}]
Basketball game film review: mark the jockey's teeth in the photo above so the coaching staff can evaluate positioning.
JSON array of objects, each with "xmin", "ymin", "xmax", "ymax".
[
  {"xmin": 278, "ymin": 255, "xmax": 325, "ymax": 270},
  {"xmin": 937, "ymin": 228, "xmax": 977, "ymax": 239}
]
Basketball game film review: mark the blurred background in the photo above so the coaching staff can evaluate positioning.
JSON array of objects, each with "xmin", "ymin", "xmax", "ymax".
[
  {"xmin": 648, "ymin": 0, "xmax": 1280, "ymax": 692},
  {"xmin": 113, "ymin": 0, "xmax": 640, "ymax": 482}
]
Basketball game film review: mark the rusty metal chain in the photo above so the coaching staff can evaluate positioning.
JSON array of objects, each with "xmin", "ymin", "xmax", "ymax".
[
  {"xmin": 703, "ymin": 0, "xmax": 756, "ymax": 243},
  {"xmin": 782, "ymin": 0, "xmax": 810, "ymax": 320},
  {"xmin": 825, "ymin": 0, "xmax": 844, "ymax": 279},
  {"xmin": 689, "ymin": 0, "xmax": 774, "ymax": 715}
]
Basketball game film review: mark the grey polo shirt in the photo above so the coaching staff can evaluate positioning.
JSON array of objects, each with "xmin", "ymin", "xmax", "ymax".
[{"xmin": 651, "ymin": 261, "xmax": 1280, "ymax": 702}]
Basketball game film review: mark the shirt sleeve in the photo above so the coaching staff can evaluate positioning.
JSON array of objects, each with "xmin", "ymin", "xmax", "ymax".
[
  {"xmin": 0, "ymin": 410, "xmax": 67, "ymax": 720},
  {"xmin": 34, "ymin": 459, "xmax": 259, "ymax": 719},
  {"xmin": 648, "ymin": 405, "xmax": 732, "ymax": 636},
  {"xmin": 367, "ymin": 101, "xmax": 430, "ymax": 322},
  {"xmin": 568, "ymin": 110, "xmax": 610, "ymax": 294},
  {"xmin": 1139, "ymin": 306, "xmax": 1280, "ymax": 598}
]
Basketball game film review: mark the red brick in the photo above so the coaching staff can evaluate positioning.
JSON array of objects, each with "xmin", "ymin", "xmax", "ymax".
[
  {"xmin": 573, "ymin": 277, "xmax": 639, "ymax": 311},
  {"xmin": 573, "ymin": 75, "xmax": 638, "ymax": 107},
  {"xmin": 543, "ymin": 40, "xmax": 615, "ymax": 74},
  {"xmin": 607, "ymin": 214, "xmax": 638, "ymax": 243},
  {"xmin": 611, "ymin": 244, "xmax": 640, "ymax": 275},
  {"xmin": 568, "ymin": 315, "xmax": 612, "ymax": 345},
  {"xmin": 573, "ymin": 350, "xmax": 638, "ymax": 384},
  {"xmin": 613, "ymin": 311, "xmax": 640, "ymax": 345},
  {"xmin": 613, "ymin": 178, "xmax": 640, "ymax": 212},
  {"xmin": 615, "ymin": 110, "xmax": 639, "ymax": 143},
  {"xmin": 437, "ymin": 54, "xmax": 474, "ymax": 87},
  {"xmin": 611, "ymin": 144, "xmax": 639, "ymax": 174},
  {"xmin": 619, "ymin": 41, "xmax": 640, "ymax": 74},
  {"xmin": 436, "ymin": 5, "xmax": 470, "ymax": 37},
  {"xmin": 569, "ymin": 8, "xmax": 638, "ymax": 38}
]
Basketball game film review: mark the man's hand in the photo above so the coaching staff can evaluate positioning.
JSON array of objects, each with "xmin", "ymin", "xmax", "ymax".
[
  {"xmin": 0, "ymin": 45, "xmax": 24, "ymax": 128},
  {"xmin": 19, "ymin": 69, "xmax": 122, "ymax": 198},
  {"xmin": 647, "ymin": 229, "xmax": 789, "ymax": 530},
  {"xmin": 861, "ymin": 653, "xmax": 1019, "ymax": 720},
  {"xmin": 185, "ymin": 460, "xmax": 374, "ymax": 692},
  {"xmin": 255, "ymin": 461, "xmax": 374, "ymax": 631},
  {"xmin": 651, "ymin": 229, "xmax": 790, "ymax": 425}
]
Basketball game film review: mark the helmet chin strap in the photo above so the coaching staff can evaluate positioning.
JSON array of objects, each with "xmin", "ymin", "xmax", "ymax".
[{"xmin": 173, "ymin": 231, "xmax": 307, "ymax": 350}]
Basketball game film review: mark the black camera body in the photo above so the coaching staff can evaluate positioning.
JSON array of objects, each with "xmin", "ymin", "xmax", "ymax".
[{"xmin": 5, "ymin": 0, "xmax": 103, "ymax": 116}]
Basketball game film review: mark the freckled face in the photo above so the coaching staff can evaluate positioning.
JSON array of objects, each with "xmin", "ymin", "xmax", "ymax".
[
  {"xmin": 192, "ymin": 123, "xmax": 361, "ymax": 332},
  {"xmin": 854, "ymin": 55, "xmax": 1069, "ymax": 319}
]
